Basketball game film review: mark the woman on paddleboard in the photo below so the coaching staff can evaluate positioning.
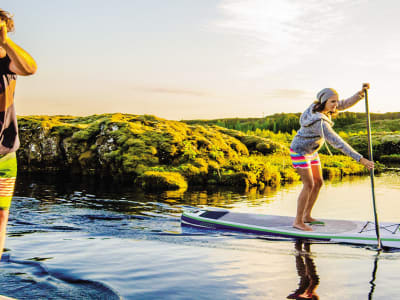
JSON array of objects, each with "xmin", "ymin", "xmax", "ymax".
[{"xmin": 290, "ymin": 83, "xmax": 374, "ymax": 231}]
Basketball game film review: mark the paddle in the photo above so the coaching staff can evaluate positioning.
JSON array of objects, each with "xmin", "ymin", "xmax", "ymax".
[{"xmin": 364, "ymin": 87, "xmax": 383, "ymax": 250}]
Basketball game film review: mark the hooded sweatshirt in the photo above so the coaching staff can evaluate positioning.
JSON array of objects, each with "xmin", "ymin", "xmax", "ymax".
[{"xmin": 290, "ymin": 93, "xmax": 363, "ymax": 162}]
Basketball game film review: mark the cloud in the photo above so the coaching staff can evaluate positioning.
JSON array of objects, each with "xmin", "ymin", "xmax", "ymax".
[
  {"xmin": 265, "ymin": 88, "xmax": 312, "ymax": 99},
  {"xmin": 135, "ymin": 87, "xmax": 209, "ymax": 97},
  {"xmin": 213, "ymin": 0, "xmax": 365, "ymax": 75}
]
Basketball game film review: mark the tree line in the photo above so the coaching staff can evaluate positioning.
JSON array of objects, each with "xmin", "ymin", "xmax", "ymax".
[{"xmin": 185, "ymin": 112, "xmax": 400, "ymax": 134}]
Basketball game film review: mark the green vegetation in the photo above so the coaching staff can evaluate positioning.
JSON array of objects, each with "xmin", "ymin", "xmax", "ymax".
[
  {"xmin": 380, "ymin": 154, "xmax": 400, "ymax": 163},
  {"xmin": 185, "ymin": 113, "xmax": 301, "ymax": 133},
  {"xmin": 16, "ymin": 111, "xmax": 396, "ymax": 191},
  {"xmin": 139, "ymin": 171, "xmax": 188, "ymax": 191},
  {"xmin": 184, "ymin": 111, "xmax": 400, "ymax": 134}
]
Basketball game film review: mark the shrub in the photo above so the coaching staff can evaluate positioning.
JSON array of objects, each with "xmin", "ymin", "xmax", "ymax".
[{"xmin": 139, "ymin": 171, "xmax": 188, "ymax": 191}]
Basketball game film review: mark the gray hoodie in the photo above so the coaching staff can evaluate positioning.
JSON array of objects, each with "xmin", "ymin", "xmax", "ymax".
[{"xmin": 290, "ymin": 93, "xmax": 363, "ymax": 162}]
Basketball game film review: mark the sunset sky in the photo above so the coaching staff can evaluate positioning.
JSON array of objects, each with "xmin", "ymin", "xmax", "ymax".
[{"xmin": 2, "ymin": 1, "xmax": 399, "ymax": 119}]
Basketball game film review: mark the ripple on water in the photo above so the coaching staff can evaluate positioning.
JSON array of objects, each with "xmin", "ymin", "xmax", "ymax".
[{"xmin": 1, "ymin": 253, "xmax": 121, "ymax": 300}]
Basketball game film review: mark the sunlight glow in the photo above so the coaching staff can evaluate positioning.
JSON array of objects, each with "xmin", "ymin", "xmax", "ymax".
[{"xmin": 216, "ymin": 0, "xmax": 364, "ymax": 75}]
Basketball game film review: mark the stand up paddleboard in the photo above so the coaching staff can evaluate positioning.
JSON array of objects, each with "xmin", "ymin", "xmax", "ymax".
[{"xmin": 181, "ymin": 208, "xmax": 400, "ymax": 248}]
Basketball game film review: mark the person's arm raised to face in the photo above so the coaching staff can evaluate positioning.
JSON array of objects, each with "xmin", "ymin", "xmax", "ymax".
[{"xmin": 0, "ymin": 20, "xmax": 37, "ymax": 76}]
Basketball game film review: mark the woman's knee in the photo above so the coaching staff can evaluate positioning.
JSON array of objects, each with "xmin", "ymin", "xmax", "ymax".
[
  {"xmin": 313, "ymin": 178, "xmax": 324, "ymax": 189},
  {"xmin": 303, "ymin": 179, "xmax": 314, "ymax": 191},
  {"xmin": 298, "ymin": 168, "xmax": 314, "ymax": 191},
  {"xmin": 314, "ymin": 177, "xmax": 324, "ymax": 188}
]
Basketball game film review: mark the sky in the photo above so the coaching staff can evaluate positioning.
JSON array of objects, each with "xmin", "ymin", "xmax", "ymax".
[{"xmin": 2, "ymin": 0, "xmax": 400, "ymax": 120}]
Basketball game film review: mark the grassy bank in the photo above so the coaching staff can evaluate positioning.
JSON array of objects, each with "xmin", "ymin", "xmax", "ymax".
[{"xmin": 16, "ymin": 113, "xmax": 379, "ymax": 192}]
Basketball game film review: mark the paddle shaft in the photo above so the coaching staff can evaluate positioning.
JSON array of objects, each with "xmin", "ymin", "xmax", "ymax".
[{"xmin": 364, "ymin": 88, "xmax": 382, "ymax": 250}]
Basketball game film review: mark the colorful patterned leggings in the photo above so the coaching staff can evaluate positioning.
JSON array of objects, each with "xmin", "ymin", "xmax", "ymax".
[{"xmin": 0, "ymin": 152, "xmax": 17, "ymax": 210}]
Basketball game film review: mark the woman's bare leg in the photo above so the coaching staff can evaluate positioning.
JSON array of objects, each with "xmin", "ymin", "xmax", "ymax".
[
  {"xmin": 293, "ymin": 168, "xmax": 314, "ymax": 231},
  {"xmin": 0, "ymin": 209, "xmax": 9, "ymax": 261},
  {"xmin": 303, "ymin": 164, "xmax": 324, "ymax": 223}
]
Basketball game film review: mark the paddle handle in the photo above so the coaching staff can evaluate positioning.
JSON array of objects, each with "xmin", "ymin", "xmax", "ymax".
[{"xmin": 364, "ymin": 88, "xmax": 382, "ymax": 250}]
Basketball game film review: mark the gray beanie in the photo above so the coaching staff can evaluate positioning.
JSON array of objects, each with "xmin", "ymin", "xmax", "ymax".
[{"xmin": 317, "ymin": 88, "xmax": 338, "ymax": 104}]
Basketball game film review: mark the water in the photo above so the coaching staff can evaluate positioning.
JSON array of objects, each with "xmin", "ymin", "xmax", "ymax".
[{"xmin": 1, "ymin": 172, "xmax": 400, "ymax": 299}]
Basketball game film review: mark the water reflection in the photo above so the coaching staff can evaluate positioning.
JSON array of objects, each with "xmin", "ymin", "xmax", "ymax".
[
  {"xmin": 286, "ymin": 241, "xmax": 388, "ymax": 300},
  {"xmin": 287, "ymin": 240, "xmax": 320, "ymax": 300},
  {"xmin": 15, "ymin": 173, "xmax": 286, "ymax": 213},
  {"xmin": 368, "ymin": 252, "xmax": 380, "ymax": 300}
]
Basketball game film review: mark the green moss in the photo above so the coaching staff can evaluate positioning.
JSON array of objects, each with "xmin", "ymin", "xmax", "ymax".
[
  {"xmin": 234, "ymin": 135, "xmax": 286, "ymax": 155},
  {"xmin": 178, "ymin": 163, "xmax": 201, "ymax": 177},
  {"xmin": 50, "ymin": 125, "xmax": 75, "ymax": 137},
  {"xmin": 380, "ymin": 154, "xmax": 400, "ymax": 163},
  {"xmin": 182, "ymin": 140, "xmax": 198, "ymax": 160},
  {"xmin": 320, "ymin": 154, "xmax": 368, "ymax": 176},
  {"xmin": 280, "ymin": 167, "xmax": 300, "ymax": 182},
  {"xmin": 71, "ymin": 121, "xmax": 102, "ymax": 141},
  {"xmin": 104, "ymin": 150, "xmax": 121, "ymax": 161},
  {"xmin": 221, "ymin": 172, "xmax": 257, "ymax": 188},
  {"xmin": 79, "ymin": 150, "xmax": 93, "ymax": 161},
  {"xmin": 140, "ymin": 171, "xmax": 188, "ymax": 191},
  {"xmin": 323, "ymin": 167, "xmax": 341, "ymax": 178},
  {"xmin": 125, "ymin": 138, "xmax": 145, "ymax": 147}
]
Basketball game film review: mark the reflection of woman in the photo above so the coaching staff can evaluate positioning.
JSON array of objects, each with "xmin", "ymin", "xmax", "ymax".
[
  {"xmin": 287, "ymin": 240, "xmax": 319, "ymax": 300},
  {"xmin": 290, "ymin": 84, "xmax": 374, "ymax": 231}
]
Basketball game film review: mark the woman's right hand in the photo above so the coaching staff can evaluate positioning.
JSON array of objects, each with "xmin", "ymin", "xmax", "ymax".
[
  {"xmin": 358, "ymin": 83, "xmax": 370, "ymax": 98},
  {"xmin": 360, "ymin": 157, "xmax": 374, "ymax": 170}
]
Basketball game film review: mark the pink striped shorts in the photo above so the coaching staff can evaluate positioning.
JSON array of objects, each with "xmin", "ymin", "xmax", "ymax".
[{"xmin": 290, "ymin": 148, "xmax": 321, "ymax": 169}]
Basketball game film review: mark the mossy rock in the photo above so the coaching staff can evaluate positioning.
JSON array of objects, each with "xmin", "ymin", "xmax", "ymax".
[
  {"xmin": 71, "ymin": 121, "xmax": 102, "ymax": 142},
  {"xmin": 323, "ymin": 167, "xmax": 341, "ymax": 178},
  {"xmin": 215, "ymin": 127, "xmax": 245, "ymax": 140},
  {"xmin": 239, "ymin": 135, "xmax": 284, "ymax": 154},
  {"xmin": 50, "ymin": 125, "xmax": 75, "ymax": 137},
  {"xmin": 280, "ymin": 167, "xmax": 300, "ymax": 182},
  {"xmin": 139, "ymin": 171, "xmax": 188, "ymax": 191},
  {"xmin": 221, "ymin": 172, "xmax": 257, "ymax": 188},
  {"xmin": 177, "ymin": 163, "xmax": 208, "ymax": 184},
  {"xmin": 346, "ymin": 134, "xmax": 400, "ymax": 159},
  {"xmin": 78, "ymin": 150, "xmax": 97, "ymax": 174},
  {"xmin": 260, "ymin": 166, "xmax": 281, "ymax": 186}
]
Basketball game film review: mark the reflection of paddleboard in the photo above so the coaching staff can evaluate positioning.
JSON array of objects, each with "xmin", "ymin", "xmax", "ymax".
[{"xmin": 181, "ymin": 208, "xmax": 400, "ymax": 248}]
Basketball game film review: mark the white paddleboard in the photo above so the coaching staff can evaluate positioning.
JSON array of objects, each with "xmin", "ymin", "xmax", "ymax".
[{"xmin": 181, "ymin": 208, "xmax": 400, "ymax": 248}]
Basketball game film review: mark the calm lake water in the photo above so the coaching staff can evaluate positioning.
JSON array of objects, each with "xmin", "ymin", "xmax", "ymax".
[{"xmin": 1, "ymin": 172, "xmax": 400, "ymax": 299}]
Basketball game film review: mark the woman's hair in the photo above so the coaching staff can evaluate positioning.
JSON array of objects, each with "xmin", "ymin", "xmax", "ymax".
[
  {"xmin": 0, "ymin": 9, "xmax": 14, "ymax": 32},
  {"xmin": 312, "ymin": 100, "xmax": 338, "ymax": 118}
]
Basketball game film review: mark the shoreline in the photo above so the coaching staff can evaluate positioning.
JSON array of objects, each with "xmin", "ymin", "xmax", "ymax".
[{"xmin": 15, "ymin": 113, "xmax": 391, "ymax": 192}]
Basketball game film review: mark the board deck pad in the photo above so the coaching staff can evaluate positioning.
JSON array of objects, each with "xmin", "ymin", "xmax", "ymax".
[
  {"xmin": 201, "ymin": 211, "xmax": 358, "ymax": 234},
  {"xmin": 182, "ymin": 209, "xmax": 400, "ymax": 248}
]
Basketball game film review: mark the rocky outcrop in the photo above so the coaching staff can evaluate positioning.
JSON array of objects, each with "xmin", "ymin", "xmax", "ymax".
[{"xmin": 16, "ymin": 114, "xmax": 291, "ymax": 188}]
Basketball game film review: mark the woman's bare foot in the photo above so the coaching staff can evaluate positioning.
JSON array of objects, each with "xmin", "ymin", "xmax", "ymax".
[{"xmin": 293, "ymin": 222, "xmax": 313, "ymax": 231}]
